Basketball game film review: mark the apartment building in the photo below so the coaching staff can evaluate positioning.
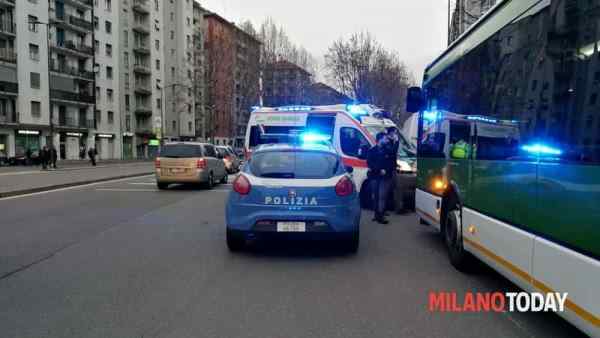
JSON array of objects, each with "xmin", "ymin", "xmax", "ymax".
[
  {"xmin": 192, "ymin": 1, "xmax": 205, "ymax": 141},
  {"xmin": 162, "ymin": 0, "xmax": 196, "ymax": 142},
  {"xmin": 204, "ymin": 11, "xmax": 259, "ymax": 147},
  {"xmin": 94, "ymin": 0, "xmax": 121, "ymax": 160},
  {"xmin": 0, "ymin": 0, "xmax": 19, "ymax": 162},
  {"xmin": 263, "ymin": 60, "xmax": 312, "ymax": 108},
  {"xmin": 449, "ymin": 0, "xmax": 497, "ymax": 44},
  {"xmin": 116, "ymin": 0, "xmax": 163, "ymax": 159}
]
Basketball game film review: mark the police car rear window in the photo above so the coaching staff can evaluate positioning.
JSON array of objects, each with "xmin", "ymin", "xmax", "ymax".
[
  {"xmin": 249, "ymin": 151, "xmax": 339, "ymax": 179},
  {"xmin": 160, "ymin": 144, "xmax": 203, "ymax": 158}
]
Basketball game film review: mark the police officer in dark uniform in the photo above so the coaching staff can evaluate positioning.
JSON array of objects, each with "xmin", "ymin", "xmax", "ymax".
[{"xmin": 367, "ymin": 132, "xmax": 394, "ymax": 224}]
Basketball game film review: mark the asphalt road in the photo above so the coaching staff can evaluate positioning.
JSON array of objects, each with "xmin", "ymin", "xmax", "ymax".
[{"xmin": 0, "ymin": 176, "xmax": 586, "ymax": 338}]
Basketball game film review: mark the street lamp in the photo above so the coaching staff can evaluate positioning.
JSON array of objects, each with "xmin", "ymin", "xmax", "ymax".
[{"xmin": 29, "ymin": 19, "xmax": 56, "ymax": 150}]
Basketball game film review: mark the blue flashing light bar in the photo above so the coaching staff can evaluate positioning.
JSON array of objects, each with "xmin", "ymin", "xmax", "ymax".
[
  {"xmin": 522, "ymin": 143, "xmax": 563, "ymax": 156},
  {"xmin": 467, "ymin": 115, "xmax": 498, "ymax": 123},
  {"xmin": 300, "ymin": 132, "xmax": 331, "ymax": 143},
  {"xmin": 346, "ymin": 104, "xmax": 369, "ymax": 116},
  {"xmin": 251, "ymin": 106, "xmax": 261, "ymax": 111},
  {"xmin": 276, "ymin": 106, "xmax": 314, "ymax": 112},
  {"xmin": 423, "ymin": 111, "xmax": 441, "ymax": 121}
]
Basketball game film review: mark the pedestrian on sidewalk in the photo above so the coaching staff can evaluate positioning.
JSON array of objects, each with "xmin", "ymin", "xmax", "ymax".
[
  {"xmin": 40, "ymin": 146, "xmax": 49, "ymax": 170},
  {"xmin": 367, "ymin": 132, "xmax": 394, "ymax": 224},
  {"xmin": 88, "ymin": 147, "xmax": 97, "ymax": 166},
  {"xmin": 50, "ymin": 146, "xmax": 58, "ymax": 169}
]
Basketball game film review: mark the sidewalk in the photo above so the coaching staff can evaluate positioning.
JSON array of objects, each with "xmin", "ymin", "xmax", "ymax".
[
  {"xmin": 0, "ymin": 161, "xmax": 154, "ymax": 198},
  {"xmin": 0, "ymin": 159, "xmax": 150, "ymax": 174}
]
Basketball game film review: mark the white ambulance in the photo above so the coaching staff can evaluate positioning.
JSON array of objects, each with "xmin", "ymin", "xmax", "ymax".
[{"xmin": 244, "ymin": 105, "xmax": 383, "ymax": 205}]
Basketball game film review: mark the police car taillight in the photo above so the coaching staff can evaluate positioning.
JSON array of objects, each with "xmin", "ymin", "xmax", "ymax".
[
  {"xmin": 155, "ymin": 158, "xmax": 161, "ymax": 168},
  {"xmin": 335, "ymin": 176, "xmax": 353, "ymax": 196},
  {"xmin": 233, "ymin": 175, "xmax": 251, "ymax": 195}
]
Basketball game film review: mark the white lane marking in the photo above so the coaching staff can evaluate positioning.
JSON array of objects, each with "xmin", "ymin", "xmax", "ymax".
[
  {"xmin": 96, "ymin": 188, "xmax": 157, "ymax": 192},
  {"xmin": 129, "ymin": 182, "xmax": 157, "ymax": 185},
  {"xmin": 0, "ymin": 175, "xmax": 154, "ymax": 201}
]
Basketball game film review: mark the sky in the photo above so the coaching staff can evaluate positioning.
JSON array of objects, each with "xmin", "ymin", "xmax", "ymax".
[{"xmin": 200, "ymin": 0, "xmax": 450, "ymax": 83}]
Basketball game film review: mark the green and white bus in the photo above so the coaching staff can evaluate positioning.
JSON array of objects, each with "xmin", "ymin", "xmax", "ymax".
[{"xmin": 408, "ymin": 0, "xmax": 600, "ymax": 336}]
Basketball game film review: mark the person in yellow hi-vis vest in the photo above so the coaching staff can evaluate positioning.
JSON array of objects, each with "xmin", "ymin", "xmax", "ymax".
[{"xmin": 451, "ymin": 140, "xmax": 472, "ymax": 159}]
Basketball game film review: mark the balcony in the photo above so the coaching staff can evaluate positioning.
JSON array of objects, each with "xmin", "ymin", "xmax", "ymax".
[
  {"xmin": 0, "ymin": 111, "xmax": 17, "ymax": 124},
  {"xmin": 132, "ymin": 0, "xmax": 150, "ymax": 14},
  {"xmin": 50, "ymin": 61, "xmax": 94, "ymax": 80},
  {"xmin": 135, "ymin": 106, "xmax": 152, "ymax": 116},
  {"xmin": 133, "ymin": 63, "xmax": 151, "ymax": 75},
  {"xmin": 0, "ymin": 81, "xmax": 17, "ymax": 94},
  {"xmin": 134, "ymin": 83, "xmax": 152, "ymax": 96},
  {"xmin": 0, "ymin": 20, "xmax": 15, "ymax": 37},
  {"xmin": 51, "ymin": 40, "xmax": 94, "ymax": 57},
  {"xmin": 0, "ymin": 0, "xmax": 15, "ymax": 8},
  {"xmin": 0, "ymin": 49, "xmax": 16, "ymax": 63},
  {"xmin": 50, "ymin": 89, "xmax": 94, "ymax": 104},
  {"xmin": 69, "ymin": 15, "xmax": 93, "ymax": 31},
  {"xmin": 133, "ymin": 43, "xmax": 150, "ymax": 55},
  {"xmin": 132, "ymin": 21, "xmax": 150, "ymax": 34},
  {"xmin": 64, "ymin": 0, "xmax": 92, "ymax": 9},
  {"xmin": 58, "ymin": 117, "xmax": 94, "ymax": 129}
]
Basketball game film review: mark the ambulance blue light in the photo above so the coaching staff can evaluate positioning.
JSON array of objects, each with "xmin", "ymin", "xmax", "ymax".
[
  {"xmin": 522, "ymin": 143, "xmax": 563, "ymax": 156},
  {"xmin": 346, "ymin": 104, "xmax": 368, "ymax": 116},
  {"xmin": 467, "ymin": 116, "xmax": 498, "ymax": 123},
  {"xmin": 423, "ymin": 111, "xmax": 440, "ymax": 121},
  {"xmin": 251, "ymin": 106, "xmax": 261, "ymax": 111},
  {"xmin": 300, "ymin": 132, "xmax": 331, "ymax": 143},
  {"xmin": 276, "ymin": 106, "xmax": 313, "ymax": 112}
]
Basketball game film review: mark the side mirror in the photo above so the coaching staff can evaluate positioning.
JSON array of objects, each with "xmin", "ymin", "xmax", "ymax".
[
  {"xmin": 345, "ymin": 166, "xmax": 354, "ymax": 174},
  {"xmin": 406, "ymin": 86, "xmax": 424, "ymax": 113}
]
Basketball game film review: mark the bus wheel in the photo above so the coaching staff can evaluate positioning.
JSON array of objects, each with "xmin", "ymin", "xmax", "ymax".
[{"xmin": 444, "ymin": 207, "xmax": 476, "ymax": 272}]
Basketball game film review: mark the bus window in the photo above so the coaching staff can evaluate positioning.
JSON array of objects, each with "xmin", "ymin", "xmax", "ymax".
[
  {"xmin": 419, "ymin": 132, "xmax": 445, "ymax": 158},
  {"xmin": 340, "ymin": 127, "xmax": 369, "ymax": 158},
  {"xmin": 449, "ymin": 122, "xmax": 471, "ymax": 159}
]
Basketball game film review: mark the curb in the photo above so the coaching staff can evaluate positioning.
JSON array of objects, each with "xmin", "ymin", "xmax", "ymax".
[{"xmin": 0, "ymin": 172, "xmax": 154, "ymax": 199}]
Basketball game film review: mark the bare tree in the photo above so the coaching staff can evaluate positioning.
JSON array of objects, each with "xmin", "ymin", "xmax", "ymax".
[{"xmin": 325, "ymin": 31, "xmax": 414, "ymax": 122}]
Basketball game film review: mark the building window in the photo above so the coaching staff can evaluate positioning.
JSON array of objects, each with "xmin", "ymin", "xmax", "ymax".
[
  {"xmin": 96, "ymin": 86, "xmax": 101, "ymax": 99},
  {"xmin": 170, "ymin": 31, "xmax": 174, "ymax": 39},
  {"xmin": 108, "ymin": 111, "xmax": 114, "ymax": 124},
  {"xmin": 28, "ymin": 15, "xmax": 38, "ymax": 32},
  {"xmin": 94, "ymin": 40, "xmax": 100, "ymax": 53},
  {"xmin": 106, "ymin": 66, "xmax": 113, "ymax": 79},
  {"xmin": 31, "ymin": 101, "xmax": 41, "ymax": 117},
  {"xmin": 106, "ymin": 43, "xmax": 112, "ymax": 57},
  {"xmin": 105, "ymin": 20, "xmax": 112, "ymax": 34},
  {"xmin": 29, "ymin": 44, "xmax": 39, "ymax": 61},
  {"xmin": 155, "ymin": 59, "xmax": 160, "ymax": 70},
  {"xmin": 156, "ymin": 98, "xmax": 161, "ymax": 109},
  {"xmin": 30, "ymin": 72, "xmax": 40, "ymax": 89},
  {"xmin": 124, "ymin": 52, "xmax": 129, "ymax": 68},
  {"xmin": 105, "ymin": 0, "xmax": 112, "ymax": 11},
  {"xmin": 188, "ymin": 121, "xmax": 192, "ymax": 132},
  {"xmin": 172, "ymin": 120, "xmax": 176, "ymax": 131},
  {"xmin": 94, "ymin": 16, "xmax": 99, "ymax": 30},
  {"xmin": 155, "ymin": 39, "xmax": 160, "ymax": 50},
  {"xmin": 123, "ymin": 30, "xmax": 128, "ymax": 47},
  {"xmin": 126, "ymin": 115, "xmax": 131, "ymax": 131},
  {"xmin": 107, "ymin": 89, "xmax": 114, "ymax": 102}
]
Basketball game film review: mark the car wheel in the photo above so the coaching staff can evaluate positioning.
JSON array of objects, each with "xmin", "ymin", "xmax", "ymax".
[
  {"xmin": 444, "ymin": 207, "xmax": 476, "ymax": 272},
  {"xmin": 206, "ymin": 173, "xmax": 214, "ymax": 189},
  {"xmin": 157, "ymin": 182, "xmax": 169, "ymax": 190},
  {"xmin": 345, "ymin": 231, "xmax": 360, "ymax": 254},
  {"xmin": 227, "ymin": 229, "xmax": 245, "ymax": 252},
  {"xmin": 220, "ymin": 173, "xmax": 228, "ymax": 184}
]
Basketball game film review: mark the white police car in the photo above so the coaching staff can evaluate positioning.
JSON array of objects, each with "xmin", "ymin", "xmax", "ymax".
[{"xmin": 225, "ymin": 138, "xmax": 361, "ymax": 252}]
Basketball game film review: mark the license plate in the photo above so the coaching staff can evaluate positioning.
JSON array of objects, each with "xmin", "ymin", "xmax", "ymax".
[
  {"xmin": 277, "ymin": 222, "xmax": 306, "ymax": 232},
  {"xmin": 170, "ymin": 168, "xmax": 185, "ymax": 174}
]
